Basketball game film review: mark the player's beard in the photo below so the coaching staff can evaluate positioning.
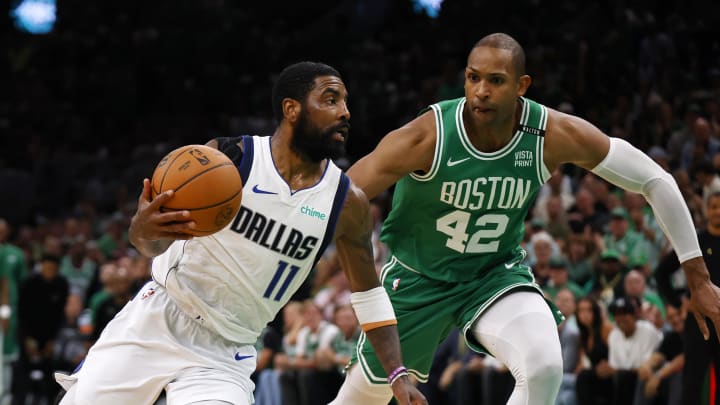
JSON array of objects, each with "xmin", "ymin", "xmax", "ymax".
[{"xmin": 291, "ymin": 109, "xmax": 349, "ymax": 163}]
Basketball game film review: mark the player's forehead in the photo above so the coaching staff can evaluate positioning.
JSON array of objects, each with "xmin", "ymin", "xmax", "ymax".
[
  {"xmin": 466, "ymin": 46, "xmax": 514, "ymax": 76},
  {"xmin": 310, "ymin": 75, "xmax": 348, "ymax": 98}
]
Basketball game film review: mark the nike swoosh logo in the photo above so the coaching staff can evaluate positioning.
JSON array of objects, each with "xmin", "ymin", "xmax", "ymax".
[
  {"xmin": 505, "ymin": 259, "xmax": 521, "ymax": 269},
  {"xmin": 234, "ymin": 353, "xmax": 254, "ymax": 361},
  {"xmin": 252, "ymin": 184, "xmax": 278, "ymax": 195},
  {"xmin": 447, "ymin": 157, "xmax": 471, "ymax": 167}
]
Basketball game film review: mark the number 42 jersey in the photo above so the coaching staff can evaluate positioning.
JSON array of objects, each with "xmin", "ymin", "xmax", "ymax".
[
  {"xmin": 151, "ymin": 135, "xmax": 349, "ymax": 344},
  {"xmin": 380, "ymin": 97, "xmax": 551, "ymax": 282}
]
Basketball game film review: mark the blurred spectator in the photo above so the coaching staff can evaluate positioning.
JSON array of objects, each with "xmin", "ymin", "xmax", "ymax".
[
  {"xmin": 253, "ymin": 324, "xmax": 283, "ymax": 405},
  {"xmin": 647, "ymin": 146, "xmax": 670, "ymax": 172},
  {"xmin": 0, "ymin": 218, "xmax": 27, "ymax": 397},
  {"xmin": 605, "ymin": 296, "xmax": 662, "ymax": 405},
  {"xmin": 14, "ymin": 254, "xmax": 68, "ymax": 405},
  {"xmin": 575, "ymin": 297, "xmax": 613, "ymax": 405},
  {"xmin": 533, "ymin": 166, "xmax": 576, "ymax": 223},
  {"xmin": 623, "ymin": 191, "xmax": 666, "ymax": 272},
  {"xmin": 544, "ymin": 257, "xmax": 585, "ymax": 300},
  {"xmin": 564, "ymin": 234, "xmax": 596, "ymax": 288},
  {"xmin": 59, "ymin": 237, "xmax": 96, "ymax": 300},
  {"xmin": 636, "ymin": 304, "xmax": 685, "ymax": 405},
  {"xmin": 680, "ymin": 117, "xmax": 720, "ymax": 170},
  {"xmin": 277, "ymin": 301, "xmax": 338, "ymax": 405},
  {"xmin": 567, "ymin": 187, "xmax": 608, "ymax": 235},
  {"xmin": 604, "ymin": 207, "xmax": 649, "ymax": 267},
  {"xmin": 527, "ymin": 232, "xmax": 556, "ymax": 288},
  {"xmin": 623, "ymin": 270, "xmax": 665, "ymax": 329},
  {"xmin": 587, "ymin": 249, "xmax": 626, "ymax": 307},
  {"xmin": 90, "ymin": 261, "xmax": 132, "ymax": 342},
  {"xmin": 545, "ymin": 196, "xmax": 573, "ymax": 243},
  {"xmin": 555, "ymin": 289, "xmax": 580, "ymax": 405},
  {"xmin": 315, "ymin": 305, "xmax": 359, "ymax": 375},
  {"xmin": 692, "ymin": 161, "xmax": 720, "ymax": 215},
  {"xmin": 52, "ymin": 294, "xmax": 89, "ymax": 375},
  {"xmin": 313, "ymin": 269, "xmax": 351, "ymax": 322},
  {"xmin": 96, "ymin": 213, "xmax": 128, "ymax": 260}
]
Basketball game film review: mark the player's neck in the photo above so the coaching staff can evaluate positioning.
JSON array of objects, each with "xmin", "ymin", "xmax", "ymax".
[{"xmin": 270, "ymin": 132, "xmax": 327, "ymax": 190}]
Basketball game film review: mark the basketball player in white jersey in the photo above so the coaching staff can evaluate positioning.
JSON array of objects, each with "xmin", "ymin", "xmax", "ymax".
[{"xmin": 54, "ymin": 62, "xmax": 427, "ymax": 405}]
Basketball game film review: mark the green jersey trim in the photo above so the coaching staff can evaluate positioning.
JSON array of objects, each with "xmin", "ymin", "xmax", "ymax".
[
  {"xmin": 456, "ymin": 98, "xmax": 530, "ymax": 160},
  {"xmin": 409, "ymin": 104, "xmax": 444, "ymax": 181},
  {"xmin": 534, "ymin": 104, "xmax": 552, "ymax": 184},
  {"xmin": 356, "ymin": 331, "xmax": 431, "ymax": 384}
]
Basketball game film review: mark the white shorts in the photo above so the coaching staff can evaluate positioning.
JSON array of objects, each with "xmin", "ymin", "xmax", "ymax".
[{"xmin": 55, "ymin": 281, "xmax": 256, "ymax": 405}]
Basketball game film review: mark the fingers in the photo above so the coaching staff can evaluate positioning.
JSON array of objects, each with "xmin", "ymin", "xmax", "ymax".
[
  {"xmin": 139, "ymin": 178, "xmax": 152, "ymax": 204},
  {"xmin": 149, "ymin": 190, "xmax": 175, "ymax": 210},
  {"xmin": 157, "ymin": 210, "xmax": 193, "ymax": 225},
  {"xmin": 692, "ymin": 310, "xmax": 710, "ymax": 340}
]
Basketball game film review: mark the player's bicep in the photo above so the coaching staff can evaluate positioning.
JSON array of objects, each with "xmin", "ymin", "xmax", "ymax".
[
  {"xmin": 544, "ymin": 110, "xmax": 610, "ymax": 172},
  {"xmin": 334, "ymin": 186, "xmax": 381, "ymax": 292}
]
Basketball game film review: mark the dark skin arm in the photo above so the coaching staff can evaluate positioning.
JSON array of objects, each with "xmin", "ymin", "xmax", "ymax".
[
  {"xmin": 334, "ymin": 183, "xmax": 427, "ymax": 405},
  {"xmin": 545, "ymin": 109, "xmax": 720, "ymax": 341}
]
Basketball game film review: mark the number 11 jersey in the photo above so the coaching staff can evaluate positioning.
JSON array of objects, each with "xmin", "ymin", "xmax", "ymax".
[{"xmin": 151, "ymin": 135, "xmax": 349, "ymax": 344}]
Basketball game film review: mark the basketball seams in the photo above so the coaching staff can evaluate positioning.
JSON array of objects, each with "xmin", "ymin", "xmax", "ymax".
[
  {"xmin": 165, "ymin": 161, "xmax": 236, "ymax": 195},
  {"xmin": 157, "ymin": 146, "xmax": 194, "ymax": 194},
  {"xmin": 161, "ymin": 189, "xmax": 241, "ymax": 211}
]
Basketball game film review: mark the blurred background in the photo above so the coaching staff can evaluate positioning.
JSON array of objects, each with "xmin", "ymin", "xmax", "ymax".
[{"xmin": 2, "ymin": 0, "xmax": 720, "ymax": 404}]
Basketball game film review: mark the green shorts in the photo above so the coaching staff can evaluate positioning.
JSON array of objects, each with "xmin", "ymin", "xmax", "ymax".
[{"xmin": 351, "ymin": 255, "xmax": 563, "ymax": 384}]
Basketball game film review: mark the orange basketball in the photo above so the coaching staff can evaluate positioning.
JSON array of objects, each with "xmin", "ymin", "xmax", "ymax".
[{"xmin": 151, "ymin": 144, "xmax": 242, "ymax": 236}]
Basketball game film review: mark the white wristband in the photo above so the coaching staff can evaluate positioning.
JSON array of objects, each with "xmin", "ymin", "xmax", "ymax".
[
  {"xmin": 0, "ymin": 305, "xmax": 11, "ymax": 320},
  {"xmin": 350, "ymin": 286, "xmax": 396, "ymax": 332}
]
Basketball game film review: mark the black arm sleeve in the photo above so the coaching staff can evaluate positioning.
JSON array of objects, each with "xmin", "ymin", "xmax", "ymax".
[{"xmin": 214, "ymin": 136, "xmax": 244, "ymax": 165}]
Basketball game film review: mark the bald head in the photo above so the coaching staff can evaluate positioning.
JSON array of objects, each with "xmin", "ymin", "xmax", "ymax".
[{"xmin": 472, "ymin": 33, "xmax": 526, "ymax": 77}]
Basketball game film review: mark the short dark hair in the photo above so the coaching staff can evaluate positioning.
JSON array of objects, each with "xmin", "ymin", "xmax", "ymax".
[
  {"xmin": 41, "ymin": 253, "xmax": 61, "ymax": 265},
  {"xmin": 271, "ymin": 61, "xmax": 341, "ymax": 123},
  {"xmin": 472, "ymin": 33, "xmax": 526, "ymax": 77}
]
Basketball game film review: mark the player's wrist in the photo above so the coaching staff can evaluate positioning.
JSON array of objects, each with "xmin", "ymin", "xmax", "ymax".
[{"xmin": 387, "ymin": 365, "xmax": 409, "ymax": 386}]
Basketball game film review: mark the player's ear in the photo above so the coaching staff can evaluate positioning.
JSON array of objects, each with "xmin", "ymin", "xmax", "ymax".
[
  {"xmin": 283, "ymin": 98, "xmax": 301, "ymax": 123},
  {"xmin": 517, "ymin": 75, "xmax": 531, "ymax": 97}
]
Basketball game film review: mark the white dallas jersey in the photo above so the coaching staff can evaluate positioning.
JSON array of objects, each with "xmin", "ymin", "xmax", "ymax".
[{"xmin": 152, "ymin": 135, "xmax": 349, "ymax": 344}]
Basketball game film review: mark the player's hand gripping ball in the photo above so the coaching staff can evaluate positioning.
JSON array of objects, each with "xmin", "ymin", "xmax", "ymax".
[{"xmin": 151, "ymin": 145, "xmax": 242, "ymax": 236}]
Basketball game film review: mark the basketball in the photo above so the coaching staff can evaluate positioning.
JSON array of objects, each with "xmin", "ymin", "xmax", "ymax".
[{"xmin": 151, "ymin": 144, "xmax": 242, "ymax": 236}]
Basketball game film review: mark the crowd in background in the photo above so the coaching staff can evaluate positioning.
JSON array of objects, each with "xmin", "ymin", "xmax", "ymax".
[{"xmin": 2, "ymin": 0, "xmax": 720, "ymax": 404}]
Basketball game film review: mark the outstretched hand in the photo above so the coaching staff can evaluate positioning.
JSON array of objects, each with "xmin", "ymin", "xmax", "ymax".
[
  {"xmin": 688, "ymin": 279, "xmax": 720, "ymax": 342},
  {"xmin": 130, "ymin": 179, "xmax": 196, "ymax": 241},
  {"xmin": 390, "ymin": 377, "xmax": 428, "ymax": 405}
]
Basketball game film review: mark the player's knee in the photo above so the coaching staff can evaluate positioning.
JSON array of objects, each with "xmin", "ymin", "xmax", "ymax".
[{"xmin": 524, "ymin": 347, "xmax": 563, "ymax": 391}]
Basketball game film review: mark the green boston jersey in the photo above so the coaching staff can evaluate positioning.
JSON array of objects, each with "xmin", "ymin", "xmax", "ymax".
[{"xmin": 381, "ymin": 97, "xmax": 550, "ymax": 282}]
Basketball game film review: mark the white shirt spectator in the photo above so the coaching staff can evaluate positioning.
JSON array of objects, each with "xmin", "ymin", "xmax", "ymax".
[{"xmin": 608, "ymin": 320, "xmax": 662, "ymax": 370}]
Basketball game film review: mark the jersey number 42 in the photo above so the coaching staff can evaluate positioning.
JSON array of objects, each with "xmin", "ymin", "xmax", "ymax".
[{"xmin": 436, "ymin": 211, "xmax": 509, "ymax": 253}]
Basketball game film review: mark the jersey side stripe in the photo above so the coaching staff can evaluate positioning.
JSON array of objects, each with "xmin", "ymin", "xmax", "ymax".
[
  {"xmin": 312, "ymin": 173, "xmax": 350, "ymax": 267},
  {"xmin": 410, "ymin": 103, "xmax": 444, "ymax": 182}
]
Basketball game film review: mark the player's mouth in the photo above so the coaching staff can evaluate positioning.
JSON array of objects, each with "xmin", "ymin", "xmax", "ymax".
[
  {"xmin": 332, "ymin": 124, "xmax": 350, "ymax": 141},
  {"xmin": 472, "ymin": 106, "xmax": 495, "ymax": 114}
]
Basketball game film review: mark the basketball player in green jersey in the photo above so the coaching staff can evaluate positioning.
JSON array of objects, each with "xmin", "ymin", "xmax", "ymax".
[{"xmin": 331, "ymin": 33, "xmax": 720, "ymax": 405}]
